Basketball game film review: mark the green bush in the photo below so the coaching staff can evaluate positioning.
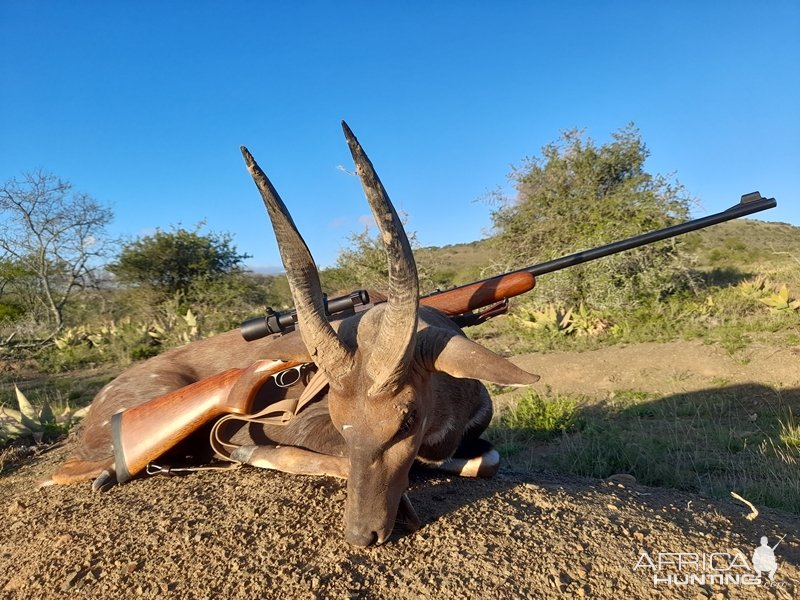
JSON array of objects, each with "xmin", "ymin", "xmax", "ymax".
[
  {"xmin": 321, "ymin": 226, "xmax": 444, "ymax": 296},
  {"xmin": 108, "ymin": 224, "xmax": 250, "ymax": 298},
  {"xmin": 491, "ymin": 125, "xmax": 696, "ymax": 310},
  {"xmin": 0, "ymin": 302, "xmax": 25, "ymax": 321},
  {"xmin": 36, "ymin": 343, "xmax": 101, "ymax": 373},
  {"xmin": 498, "ymin": 391, "xmax": 583, "ymax": 440}
]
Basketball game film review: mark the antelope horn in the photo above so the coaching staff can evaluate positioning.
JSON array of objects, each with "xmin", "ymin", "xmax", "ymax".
[
  {"xmin": 342, "ymin": 122, "xmax": 419, "ymax": 395},
  {"xmin": 241, "ymin": 146, "xmax": 355, "ymax": 386}
]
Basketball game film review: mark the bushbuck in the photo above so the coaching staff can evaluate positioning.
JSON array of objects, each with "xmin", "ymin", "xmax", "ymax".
[{"xmin": 49, "ymin": 122, "xmax": 540, "ymax": 546}]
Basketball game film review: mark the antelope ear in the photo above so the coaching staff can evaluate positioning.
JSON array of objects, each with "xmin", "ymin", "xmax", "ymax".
[{"xmin": 419, "ymin": 328, "xmax": 540, "ymax": 386}]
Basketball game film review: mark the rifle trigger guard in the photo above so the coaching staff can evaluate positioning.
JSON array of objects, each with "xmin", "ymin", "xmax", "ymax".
[{"xmin": 273, "ymin": 363, "xmax": 312, "ymax": 388}]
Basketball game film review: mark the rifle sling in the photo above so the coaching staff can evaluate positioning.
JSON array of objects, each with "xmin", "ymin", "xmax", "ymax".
[{"xmin": 209, "ymin": 365, "xmax": 329, "ymax": 462}]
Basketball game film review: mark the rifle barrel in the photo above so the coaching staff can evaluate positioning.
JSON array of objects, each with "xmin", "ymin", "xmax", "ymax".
[
  {"xmin": 772, "ymin": 534, "xmax": 787, "ymax": 550},
  {"xmin": 522, "ymin": 193, "xmax": 777, "ymax": 278},
  {"xmin": 245, "ymin": 192, "xmax": 778, "ymax": 332}
]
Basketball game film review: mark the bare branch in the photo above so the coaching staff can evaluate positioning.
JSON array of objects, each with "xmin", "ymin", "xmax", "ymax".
[{"xmin": 770, "ymin": 245, "xmax": 800, "ymax": 267}]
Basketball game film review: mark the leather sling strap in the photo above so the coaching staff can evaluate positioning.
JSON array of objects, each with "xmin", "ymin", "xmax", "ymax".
[{"xmin": 209, "ymin": 365, "xmax": 330, "ymax": 461}]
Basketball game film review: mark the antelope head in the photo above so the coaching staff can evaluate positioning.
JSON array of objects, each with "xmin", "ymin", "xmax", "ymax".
[{"xmin": 242, "ymin": 122, "xmax": 538, "ymax": 546}]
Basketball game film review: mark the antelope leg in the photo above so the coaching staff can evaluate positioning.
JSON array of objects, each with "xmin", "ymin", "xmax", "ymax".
[
  {"xmin": 435, "ymin": 447, "xmax": 500, "ymax": 478},
  {"xmin": 231, "ymin": 445, "xmax": 349, "ymax": 479}
]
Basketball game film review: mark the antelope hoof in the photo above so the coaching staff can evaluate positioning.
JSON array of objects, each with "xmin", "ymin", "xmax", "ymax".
[
  {"xmin": 92, "ymin": 469, "xmax": 118, "ymax": 492},
  {"xmin": 395, "ymin": 493, "xmax": 421, "ymax": 532},
  {"xmin": 230, "ymin": 445, "xmax": 258, "ymax": 465}
]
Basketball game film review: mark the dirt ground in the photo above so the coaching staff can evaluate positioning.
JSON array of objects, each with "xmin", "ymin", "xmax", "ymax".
[
  {"xmin": 511, "ymin": 340, "xmax": 800, "ymax": 400},
  {"xmin": 1, "ymin": 341, "xmax": 799, "ymax": 599}
]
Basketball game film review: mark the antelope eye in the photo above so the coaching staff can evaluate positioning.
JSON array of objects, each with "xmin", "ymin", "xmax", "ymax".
[{"xmin": 396, "ymin": 407, "xmax": 418, "ymax": 439}]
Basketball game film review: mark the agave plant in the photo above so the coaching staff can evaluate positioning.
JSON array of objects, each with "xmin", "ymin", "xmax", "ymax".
[
  {"xmin": 53, "ymin": 325, "xmax": 94, "ymax": 350},
  {"xmin": 511, "ymin": 303, "xmax": 574, "ymax": 335},
  {"xmin": 737, "ymin": 275, "xmax": 769, "ymax": 299},
  {"xmin": 569, "ymin": 303, "xmax": 611, "ymax": 337},
  {"xmin": 759, "ymin": 285, "xmax": 800, "ymax": 311},
  {"xmin": 180, "ymin": 309, "xmax": 199, "ymax": 343},
  {"xmin": 511, "ymin": 302, "xmax": 611, "ymax": 337},
  {"xmin": 0, "ymin": 386, "xmax": 89, "ymax": 445}
]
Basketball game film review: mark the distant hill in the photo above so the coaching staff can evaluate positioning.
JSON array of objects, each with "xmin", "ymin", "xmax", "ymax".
[
  {"xmin": 259, "ymin": 219, "xmax": 800, "ymax": 296},
  {"xmin": 415, "ymin": 219, "xmax": 800, "ymax": 286},
  {"xmin": 415, "ymin": 240, "xmax": 498, "ymax": 286},
  {"xmin": 682, "ymin": 218, "xmax": 800, "ymax": 272}
]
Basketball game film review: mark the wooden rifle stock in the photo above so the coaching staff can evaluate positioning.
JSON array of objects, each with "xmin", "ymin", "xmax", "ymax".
[
  {"xmin": 111, "ymin": 359, "xmax": 301, "ymax": 482},
  {"xmin": 420, "ymin": 271, "xmax": 535, "ymax": 316}
]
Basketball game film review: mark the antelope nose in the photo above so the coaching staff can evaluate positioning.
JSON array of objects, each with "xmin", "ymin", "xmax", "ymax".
[{"xmin": 345, "ymin": 528, "xmax": 379, "ymax": 547}]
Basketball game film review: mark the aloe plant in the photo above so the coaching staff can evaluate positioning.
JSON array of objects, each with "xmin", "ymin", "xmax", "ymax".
[
  {"xmin": 737, "ymin": 275, "xmax": 769, "ymax": 299},
  {"xmin": 511, "ymin": 302, "xmax": 611, "ymax": 337},
  {"xmin": 511, "ymin": 303, "xmax": 574, "ymax": 335},
  {"xmin": 759, "ymin": 285, "xmax": 800, "ymax": 311},
  {"xmin": 180, "ymin": 309, "xmax": 199, "ymax": 343},
  {"xmin": 569, "ymin": 303, "xmax": 610, "ymax": 336},
  {"xmin": 0, "ymin": 386, "xmax": 88, "ymax": 445}
]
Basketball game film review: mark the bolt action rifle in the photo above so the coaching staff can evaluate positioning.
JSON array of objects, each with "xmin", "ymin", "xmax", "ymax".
[
  {"xmin": 112, "ymin": 191, "xmax": 776, "ymax": 480},
  {"xmin": 241, "ymin": 191, "xmax": 778, "ymax": 337}
]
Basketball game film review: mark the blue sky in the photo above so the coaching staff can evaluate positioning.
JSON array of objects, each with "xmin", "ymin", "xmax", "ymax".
[{"xmin": 1, "ymin": 2, "xmax": 798, "ymax": 271}]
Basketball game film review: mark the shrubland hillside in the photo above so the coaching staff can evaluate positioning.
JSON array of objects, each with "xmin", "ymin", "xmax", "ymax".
[
  {"xmin": 415, "ymin": 218, "xmax": 800, "ymax": 287},
  {"xmin": 682, "ymin": 218, "xmax": 800, "ymax": 272}
]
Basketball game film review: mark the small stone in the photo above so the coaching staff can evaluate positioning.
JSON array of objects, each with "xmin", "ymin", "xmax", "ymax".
[
  {"xmin": 61, "ymin": 570, "xmax": 81, "ymax": 592},
  {"xmin": 3, "ymin": 574, "xmax": 25, "ymax": 592},
  {"xmin": 607, "ymin": 504, "xmax": 619, "ymax": 511},
  {"xmin": 606, "ymin": 473, "xmax": 636, "ymax": 485},
  {"xmin": 7, "ymin": 500, "xmax": 26, "ymax": 514}
]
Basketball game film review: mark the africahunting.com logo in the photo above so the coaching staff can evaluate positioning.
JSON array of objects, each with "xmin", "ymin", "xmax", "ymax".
[{"xmin": 633, "ymin": 535, "xmax": 786, "ymax": 587}]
